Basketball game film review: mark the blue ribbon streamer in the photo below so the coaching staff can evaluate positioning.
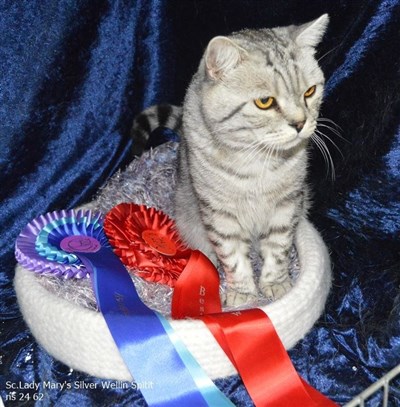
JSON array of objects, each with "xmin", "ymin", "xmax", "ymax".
[{"xmin": 77, "ymin": 247, "xmax": 233, "ymax": 407}]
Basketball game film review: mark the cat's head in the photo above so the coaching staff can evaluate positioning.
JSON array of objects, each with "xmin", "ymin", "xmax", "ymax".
[{"xmin": 197, "ymin": 14, "xmax": 329, "ymax": 152}]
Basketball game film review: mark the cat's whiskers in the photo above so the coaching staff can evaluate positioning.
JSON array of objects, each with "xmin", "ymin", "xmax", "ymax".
[
  {"xmin": 317, "ymin": 43, "xmax": 341, "ymax": 63},
  {"xmin": 311, "ymin": 132, "xmax": 335, "ymax": 180},
  {"xmin": 240, "ymin": 133, "xmax": 281, "ymax": 171},
  {"xmin": 311, "ymin": 116, "xmax": 349, "ymax": 180},
  {"xmin": 316, "ymin": 117, "xmax": 346, "ymax": 157},
  {"xmin": 265, "ymin": 133, "xmax": 298, "ymax": 151},
  {"xmin": 314, "ymin": 129, "xmax": 344, "ymax": 158},
  {"xmin": 238, "ymin": 140, "xmax": 264, "ymax": 162},
  {"xmin": 316, "ymin": 118, "xmax": 349, "ymax": 144},
  {"xmin": 261, "ymin": 141, "xmax": 278, "ymax": 176},
  {"xmin": 231, "ymin": 139, "xmax": 265, "ymax": 176},
  {"xmin": 317, "ymin": 117, "xmax": 342, "ymax": 131}
]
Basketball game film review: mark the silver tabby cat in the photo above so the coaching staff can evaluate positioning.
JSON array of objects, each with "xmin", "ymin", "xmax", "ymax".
[{"xmin": 134, "ymin": 15, "xmax": 329, "ymax": 307}]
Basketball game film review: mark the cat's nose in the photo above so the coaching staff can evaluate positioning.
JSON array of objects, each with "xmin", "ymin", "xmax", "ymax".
[{"xmin": 290, "ymin": 120, "xmax": 306, "ymax": 133}]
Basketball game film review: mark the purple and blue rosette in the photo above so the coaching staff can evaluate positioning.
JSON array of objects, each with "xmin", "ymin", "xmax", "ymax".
[
  {"xmin": 15, "ymin": 208, "xmax": 233, "ymax": 407},
  {"xmin": 15, "ymin": 209, "xmax": 107, "ymax": 279}
]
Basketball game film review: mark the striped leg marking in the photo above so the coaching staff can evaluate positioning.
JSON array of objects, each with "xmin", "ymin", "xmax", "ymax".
[
  {"xmin": 210, "ymin": 233, "xmax": 257, "ymax": 307},
  {"xmin": 259, "ymin": 206, "xmax": 297, "ymax": 300}
]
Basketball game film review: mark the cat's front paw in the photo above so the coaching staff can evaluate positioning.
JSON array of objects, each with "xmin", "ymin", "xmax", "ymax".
[
  {"xmin": 225, "ymin": 289, "xmax": 257, "ymax": 307},
  {"xmin": 259, "ymin": 278, "xmax": 293, "ymax": 301}
]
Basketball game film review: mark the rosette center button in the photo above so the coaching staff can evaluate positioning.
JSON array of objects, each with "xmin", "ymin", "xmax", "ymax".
[
  {"xmin": 60, "ymin": 236, "xmax": 101, "ymax": 253},
  {"xmin": 141, "ymin": 230, "xmax": 177, "ymax": 256}
]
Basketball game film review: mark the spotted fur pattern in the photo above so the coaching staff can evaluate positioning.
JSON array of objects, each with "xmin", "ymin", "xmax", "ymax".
[{"xmin": 174, "ymin": 15, "xmax": 329, "ymax": 306}]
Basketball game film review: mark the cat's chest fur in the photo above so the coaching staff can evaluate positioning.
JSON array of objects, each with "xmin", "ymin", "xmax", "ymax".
[{"xmin": 187, "ymin": 139, "xmax": 308, "ymax": 233}]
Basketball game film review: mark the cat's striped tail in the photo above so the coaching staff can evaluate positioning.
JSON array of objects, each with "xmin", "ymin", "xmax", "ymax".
[{"xmin": 131, "ymin": 104, "xmax": 182, "ymax": 156}]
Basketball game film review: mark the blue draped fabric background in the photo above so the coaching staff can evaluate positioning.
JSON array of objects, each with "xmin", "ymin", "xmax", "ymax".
[{"xmin": 1, "ymin": 0, "xmax": 399, "ymax": 405}]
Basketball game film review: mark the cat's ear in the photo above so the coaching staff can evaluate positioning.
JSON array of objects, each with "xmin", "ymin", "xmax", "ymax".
[
  {"xmin": 295, "ymin": 14, "xmax": 329, "ymax": 48},
  {"xmin": 205, "ymin": 36, "xmax": 246, "ymax": 80}
]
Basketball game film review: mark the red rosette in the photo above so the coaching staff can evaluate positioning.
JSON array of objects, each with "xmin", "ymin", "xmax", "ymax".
[{"xmin": 104, "ymin": 203, "xmax": 191, "ymax": 287}]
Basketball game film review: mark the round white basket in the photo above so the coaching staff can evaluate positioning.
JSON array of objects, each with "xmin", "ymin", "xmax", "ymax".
[{"xmin": 14, "ymin": 216, "xmax": 331, "ymax": 381}]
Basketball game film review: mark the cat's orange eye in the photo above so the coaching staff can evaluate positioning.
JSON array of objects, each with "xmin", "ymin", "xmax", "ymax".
[
  {"xmin": 304, "ymin": 85, "xmax": 316, "ymax": 98},
  {"xmin": 254, "ymin": 97, "xmax": 275, "ymax": 110}
]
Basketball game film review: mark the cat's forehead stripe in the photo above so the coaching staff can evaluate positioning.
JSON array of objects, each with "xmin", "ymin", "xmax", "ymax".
[
  {"xmin": 263, "ymin": 28, "xmax": 290, "ymax": 49},
  {"xmin": 272, "ymin": 67, "xmax": 291, "ymax": 93},
  {"xmin": 235, "ymin": 29, "xmax": 310, "ymax": 96},
  {"xmin": 292, "ymin": 62, "xmax": 303, "ymax": 94}
]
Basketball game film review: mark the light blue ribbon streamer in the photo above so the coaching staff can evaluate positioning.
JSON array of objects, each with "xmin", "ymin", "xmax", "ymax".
[{"xmin": 156, "ymin": 315, "xmax": 235, "ymax": 407}]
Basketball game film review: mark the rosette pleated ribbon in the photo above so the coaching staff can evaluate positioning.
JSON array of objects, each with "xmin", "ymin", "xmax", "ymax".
[
  {"xmin": 103, "ymin": 203, "xmax": 222, "ymax": 318},
  {"xmin": 15, "ymin": 209, "xmax": 234, "ymax": 407},
  {"xmin": 105, "ymin": 203, "xmax": 338, "ymax": 407}
]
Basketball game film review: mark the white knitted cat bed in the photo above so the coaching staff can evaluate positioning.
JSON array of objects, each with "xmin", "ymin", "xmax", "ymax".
[{"xmin": 14, "ymin": 142, "xmax": 331, "ymax": 381}]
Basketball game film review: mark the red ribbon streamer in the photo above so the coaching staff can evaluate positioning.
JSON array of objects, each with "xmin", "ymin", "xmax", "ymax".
[
  {"xmin": 171, "ymin": 255, "xmax": 337, "ymax": 407},
  {"xmin": 171, "ymin": 250, "xmax": 222, "ymax": 318},
  {"xmin": 201, "ymin": 310, "xmax": 337, "ymax": 407}
]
